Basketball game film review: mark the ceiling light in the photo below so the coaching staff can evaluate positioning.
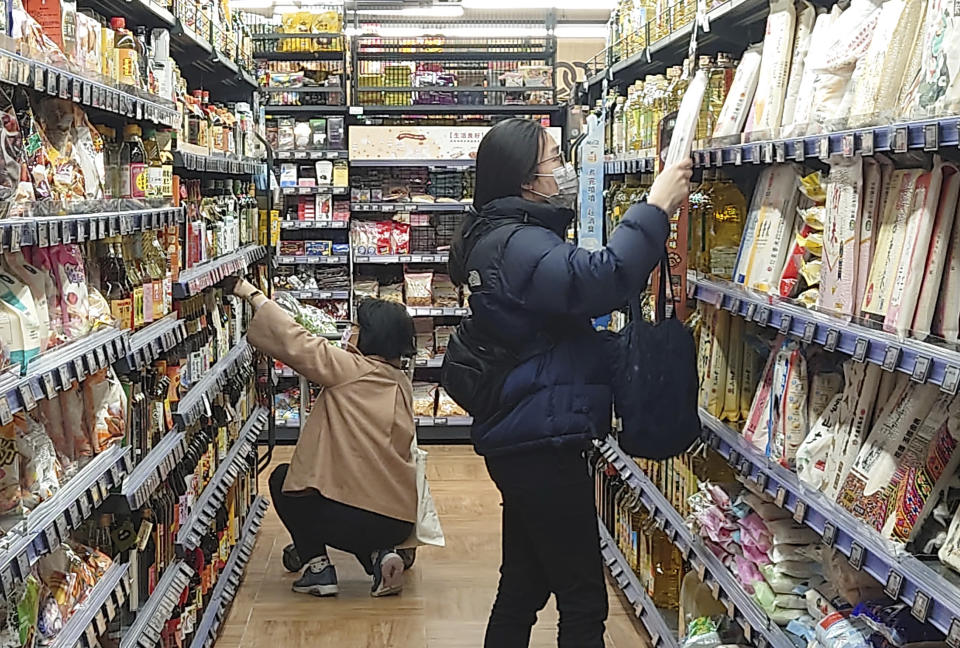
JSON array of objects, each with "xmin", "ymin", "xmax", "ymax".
[
  {"xmin": 347, "ymin": 22, "xmax": 604, "ymax": 38},
  {"xmin": 356, "ymin": 6, "xmax": 465, "ymax": 16}
]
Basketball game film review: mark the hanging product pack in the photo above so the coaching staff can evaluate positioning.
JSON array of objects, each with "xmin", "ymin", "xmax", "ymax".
[{"xmin": 612, "ymin": 251, "xmax": 701, "ymax": 459}]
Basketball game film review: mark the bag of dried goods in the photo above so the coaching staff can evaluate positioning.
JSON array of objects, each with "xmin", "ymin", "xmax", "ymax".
[
  {"xmin": 436, "ymin": 387, "xmax": 467, "ymax": 418},
  {"xmin": 15, "ymin": 413, "xmax": 60, "ymax": 509},
  {"xmin": 721, "ymin": 316, "xmax": 744, "ymax": 422},
  {"xmin": 768, "ymin": 339, "xmax": 808, "ymax": 468},
  {"xmin": 914, "ymin": 164, "xmax": 960, "ymax": 339},
  {"xmin": 404, "ymin": 272, "xmax": 433, "ymax": 307},
  {"xmin": 704, "ymin": 306, "xmax": 730, "ymax": 419},
  {"xmin": 37, "ymin": 395, "xmax": 72, "ymax": 476},
  {"xmin": 665, "ymin": 69, "xmax": 708, "ymax": 166},
  {"xmin": 697, "ymin": 304, "xmax": 717, "ymax": 412},
  {"xmin": 734, "ymin": 164, "xmax": 800, "ymax": 293},
  {"xmin": 743, "ymin": 334, "xmax": 785, "ymax": 451},
  {"xmin": 82, "ymin": 367, "xmax": 127, "ymax": 454},
  {"xmin": 750, "ymin": 0, "xmax": 797, "ymax": 135},
  {"xmin": 796, "ymin": 392, "xmax": 844, "ymax": 490},
  {"xmin": 413, "ymin": 383, "xmax": 436, "ymax": 417},
  {"xmin": 819, "ymin": 157, "xmax": 863, "ymax": 317},
  {"xmin": 0, "ymin": 421, "xmax": 22, "ymax": 517},
  {"xmin": 907, "ymin": 1, "xmax": 960, "ymax": 118},
  {"xmin": 836, "ymin": 382, "xmax": 941, "ymax": 531},
  {"xmin": 848, "ymin": 0, "xmax": 926, "ymax": 126},
  {"xmin": 59, "ymin": 383, "xmax": 92, "ymax": 461},
  {"xmin": 713, "ymin": 44, "xmax": 763, "ymax": 139},
  {"xmin": 824, "ymin": 548, "xmax": 885, "ymax": 604},
  {"xmin": 933, "ymin": 195, "xmax": 960, "ymax": 341},
  {"xmin": 49, "ymin": 244, "xmax": 91, "ymax": 340},
  {"xmin": 0, "ymin": 270, "xmax": 42, "ymax": 374},
  {"xmin": 884, "ymin": 159, "xmax": 945, "ymax": 337},
  {"xmin": 780, "ymin": 1, "xmax": 816, "ymax": 131},
  {"xmin": 380, "ymin": 282, "xmax": 403, "ymax": 304},
  {"xmin": 861, "ymin": 168, "xmax": 924, "ymax": 317},
  {"xmin": 2, "ymin": 252, "xmax": 50, "ymax": 353},
  {"xmin": 432, "ymin": 274, "xmax": 459, "ymax": 308},
  {"xmin": 788, "ymin": 9, "xmax": 840, "ymax": 136}
]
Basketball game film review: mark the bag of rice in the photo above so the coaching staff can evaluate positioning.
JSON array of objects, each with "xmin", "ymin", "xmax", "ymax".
[
  {"xmin": 713, "ymin": 44, "xmax": 763, "ymax": 139},
  {"xmin": 835, "ymin": 382, "xmax": 941, "ymax": 531},
  {"xmin": 847, "ymin": 0, "xmax": 926, "ymax": 126},
  {"xmin": 908, "ymin": 1, "xmax": 960, "ymax": 118},
  {"xmin": 750, "ymin": 0, "xmax": 797, "ymax": 136},
  {"xmin": 779, "ymin": 1, "xmax": 816, "ymax": 130},
  {"xmin": 884, "ymin": 158, "xmax": 945, "ymax": 337},
  {"xmin": 796, "ymin": 392, "xmax": 844, "ymax": 490},
  {"xmin": 788, "ymin": 9, "xmax": 840, "ymax": 135},
  {"xmin": 914, "ymin": 165, "xmax": 960, "ymax": 339},
  {"xmin": 861, "ymin": 168, "xmax": 924, "ymax": 317},
  {"xmin": 665, "ymin": 69, "xmax": 708, "ymax": 166}
]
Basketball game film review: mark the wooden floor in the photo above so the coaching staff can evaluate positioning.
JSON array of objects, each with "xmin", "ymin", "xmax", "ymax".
[{"xmin": 219, "ymin": 445, "xmax": 648, "ymax": 647}]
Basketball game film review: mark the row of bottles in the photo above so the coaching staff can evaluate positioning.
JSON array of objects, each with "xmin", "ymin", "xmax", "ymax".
[
  {"xmin": 596, "ymin": 456, "xmax": 684, "ymax": 610},
  {"xmin": 174, "ymin": 287, "xmax": 248, "ymax": 391},
  {"xmin": 184, "ymin": 91, "xmax": 256, "ymax": 160},
  {"xmin": 98, "ymin": 124, "xmax": 176, "ymax": 200},
  {"xmin": 97, "ymin": 231, "xmax": 177, "ymax": 331},
  {"xmin": 688, "ymin": 170, "xmax": 747, "ymax": 282},
  {"xmin": 606, "ymin": 55, "xmax": 735, "ymax": 158},
  {"xmin": 183, "ymin": 179, "xmax": 260, "ymax": 271}
]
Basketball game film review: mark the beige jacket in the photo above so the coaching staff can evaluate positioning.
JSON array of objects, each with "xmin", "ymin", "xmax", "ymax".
[{"xmin": 248, "ymin": 300, "xmax": 417, "ymax": 523}]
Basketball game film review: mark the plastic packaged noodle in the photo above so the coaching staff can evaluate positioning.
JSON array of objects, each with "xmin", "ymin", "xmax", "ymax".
[
  {"xmin": 932, "ymin": 191, "xmax": 960, "ymax": 341},
  {"xmin": 779, "ymin": 1, "xmax": 816, "ymax": 131},
  {"xmin": 789, "ymin": 10, "xmax": 840, "ymax": 136},
  {"xmin": 861, "ymin": 168, "xmax": 924, "ymax": 317},
  {"xmin": 847, "ymin": 0, "xmax": 926, "ymax": 126},
  {"xmin": 796, "ymin": 391, "xmax": 844, "ymax": 490},
  {"xmin": 713, "ymin": 45, "xmax": 762, "ymax": 139},
  {"xmin": 855, "ymin": 157, "xmax": 887, "ymax": 312},
  {"xmin": 664, "ymin": 69, "xmax": 707, "ymax": 167},
  {"xmin": 705, "ymin": 307, "xmax": 730, "ymax": 419},
  {"xmin": 769, "ymin": 339, "xmax": 808, "ymax": 468},
  {"xmin": 819, "ymin": 157, "xmax": 862, "ymax": 317},
  {"xmin": 740, "ymin": 333, "xmax": 764, "ymax": 422},
  {"xmin": 743, "ymin": 334, "xmax": 785, "ymax": 451},
  {"xmin": 913, "ymin": 164, "xmax": 960, "ymax": 339},
  {"xmin": 884, "ymin": 159, "xmax": 945, "ymax": 337},
  {"xmin": 736, "ymin": 165, "xmax": 800, "ymax": 293},
  {"xmin": 0, "ymin": 270, "xmax": 42, "ymax": 374},
  {"xmin": 835, "ymin": 382, "xmax": 941, "ymax": 531},
  {"xmin": 697, "ymin": 305, "xmax": 717, "ymax": 411},
  {"xmin": 750, "ymin": 0, "xmax": 797, "ymax": 135}
]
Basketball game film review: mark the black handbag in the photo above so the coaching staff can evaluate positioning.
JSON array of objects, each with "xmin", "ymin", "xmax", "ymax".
[{"xmin": 612, "ymin": 252, "xmax": 701, "ymax": 459}]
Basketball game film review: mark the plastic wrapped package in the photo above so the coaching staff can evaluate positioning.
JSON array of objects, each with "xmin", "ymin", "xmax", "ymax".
[
  {"xmin": 665, "ymin": 69, "xmax": 708, "ymax": 166},
  {"xmin": 750, "ymin": 0, "xmax": 797, "ymax": 136},
  {"xmin": 432, "ymin": 274, "xmax": 459, "ymax": 308},
  {"xmin": 741, "ymin": 491, "xmax": 792, "ymax": 521},
  {"xmin": 779, "ymin": 1, "xmax": 816, "ymax": 131},
  {"xmin": 49, "ymin": 244, "xmax": 91, "ymax": 340},
  {"xmin": 835, "ymin": 382, "xmax": 941, "ymax": 531},
  {"xmin": 706, "ymin": 307, "xmax": 731, "ymax": 418},
  {"xmin": 847, "ymin": 0, "xmax": 926, "ymax": 126},
  {"xmin": 758, "ymin": 563, "xmax": 808, "ymax": 594},
  {"xmin": 713, "ymin": 45, "xmax": 763, "ymax": 139},
  {"xmin": 853, "ymin": 600, "xmax": 945, "ymax": 647},
  {"xmin": 818, "ymin": 157, "xmax": 863, "ymax": 316},
  {"xmin": 908, "ymin": 2, "xmax": 960, "ymax": 118},
  {"xmin": 413, "ymin": 383, "xmax": 436, "ymax": 417},
  {"xmin": 721, "ymin": 316, "xmax": 744, "ymax": 422},
  {"xmin": 884, "ymin": 159, "xmax": 946, "ymax": 337},
  {"xmin": 37, "ymin": 396, "xmax": 72, "ymax": 476},
  {"xmin": 816, "ymin": 612, "xmax": 873, "ymax": 648},
  {"xmin": 436, "ymin": 387, "xmax": 467, "ymax": 417},
  {"xmin": 861, "ymin": 168, "xmax": 924, "ymax": 317},
  {"xmin": 742, "ymin": 334, "xmax": 785, "ymax": 451},
  {"xmin": 734, "ymin": 164, "xmax": 800, "ymax": 293},
  {"xmin": 0, "ymin": 270, "xmax": 42, "ymax": 375},
  {"xmin": 789, "ymin": 10, "xmax": 840, "ymax": 135},
  {"xmin": 404, "ymin": 272, "xmax": 433, "ymax": 307},
  {"xmin": 15, "ymin": 413, "xmax": 60, "ymax": 509},
  {"xmin": 3, "ymin": 252, "xmax": 50, "ymax": 353},
  {"xmin": 740, "ymin": 333, "xmax": 764, "ymax": 422},
  {"xmin": 0, "ymin": 421, "xmax": 21, "ymax": 518},
  {"xmin": 796, "ymin": 392, "xmax": 845, "ymax": 490},
  {"xmin": 59, "ymin": 383, "xmax": 92, "ymax": 461},
  {"xmin": 807, "ymin": 0, "xmax": 882, "ymax": 132},
  {"xmin": 768, "ymin": 339, "xmax": 808, "ymax": 468},
  {"xmin": 914, "ymin": 163, "xmax": 960, "ymax": 339},
  {"xmin": 82, "ymin": 368, "xmax": 127, "ymax": 454},
  {"xmin": 825, "ymin": 547, "xmax": 886, "ymax": 603},
  {"xmin": 698, "ymin": 305, "xmax": 718, "ymax": 412},
  {"xmin": 855, "ymin": 157, "xmax": 887, "ymax": 312}
]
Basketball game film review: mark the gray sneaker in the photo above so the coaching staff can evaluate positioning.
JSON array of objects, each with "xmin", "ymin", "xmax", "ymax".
[
  {"xmin": 292, "ymin": 556, "xmax": 339, "ymax": 597},
  {"xmin": 370, "ymin": 549, "xmax": 404, "ymax": 597}
]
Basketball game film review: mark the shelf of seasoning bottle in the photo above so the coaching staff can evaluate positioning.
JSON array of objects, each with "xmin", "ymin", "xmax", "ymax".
[
  {"xmin": 173, "ymin": 150, "xmax": 264, "ymax": 175},
  {"xmin": 172, "ymin": 338, "xmax": 252, "ymax": 428},
  {"xmin": 120, "ymin": 560, "xmax": 194, "ymax": 648},
  {"xmin": 119, "ymin": 429, "xmax": 187, "ymax": 510},
  {"xmin": 172, "ymin": 244, "xmax": 266, "ymax": 299},
  {"xmin": 603, "ymin": 157, "xmax": 657, "ymax": 174}
]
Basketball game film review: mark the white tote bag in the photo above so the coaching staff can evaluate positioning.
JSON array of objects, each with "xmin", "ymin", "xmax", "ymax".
[{"xmin": 398, "ymin": 439, "xmax": 445, "ymax": 548}]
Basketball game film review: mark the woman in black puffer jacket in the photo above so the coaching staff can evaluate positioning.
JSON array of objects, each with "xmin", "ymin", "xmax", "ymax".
[{"xmin": 444, "ymin": 118, "xmax": 692, "ymax": 647}]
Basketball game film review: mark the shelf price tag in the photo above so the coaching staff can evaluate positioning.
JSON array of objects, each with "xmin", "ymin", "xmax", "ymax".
[
  {"xmin": 942, "ymin": 366, "xmax": 960, "ymax": 395},
  {"xmin": 912, "ymin": 591, "xmax": 932, "ymax": 623},
  {"xmin": 924, "ymin": 123, "xmax": 939, "ymax": 151},
  {"xmin": 912, "ymin": 356, "xmax": 931, "ymax": 383},
  {"xmin": 793, "ymin": 499, "xmax": 807, "ymax": 524},
  {"xmin": 883, "ymin": 346, "xmax": 901, "ymax": 372},
  {"xmin": 774, "ymin": 142, "xmax": 785, "ymax": 163},
  {"xmin": 751, "ymin": 144, "xmax": 761, "ymax": 164},
  {"xmin": 775, "ymin": 486, "xmax": 787, "ymax": 508},
  {"xmin": 946, "ymin": 619, "xmax": 960, "ymax": 648},
  {"xmin": 745, "ymin": 302, "xmax": 758, "ymax": 322},
  {"xmin": 884, "ymin": 570, "xmax": 904, "ymax": 600},
  {"xmin": 19, "ymin": 384, "xmax": 36, "ymax": 411},
  {"xmin": 893, "ymin": 127, "xmax": 909, "ymax": 153},
  {"xmin": 9, "ymin": 224, "xmax": 20, "ymax": 253},
  {"xmin": 755, "ymin": 307, "xmax": 770, "ymax": 327},
  {"xmin": 819, "ymin": 137, "xmax": 830, "ymax": 160},
  {"xmin": 848, "ymin": 541, "xmax": 865, "ymax": 570},
  {"xmin": 842, "ymin": 134, "xmax": 855, "ymax": 158},
  {"xmin": 0, "ymin": 396, "xmax": 12, "ymax": 426},
  {"xmin": 822, "ymin": 521, "xmax": 837, "ymax": 547},
  {"xmin": 853, "ymin": 338, "xmax": 869, "ymax": 362},
  {"xmin": 794, "ymin": 140, "xmax": 805, "ymax": 163},
  {"xmin": 802, "ymin": 321, "xmax": 817, "ymax": 344},
  {"xmin": 779, "ymin": 314, "xmax": 792, "ymax": 335},
  {"xmin": 42, "ymin": 373, "xmax": 56, "ymax": 399},
  {"xmin": 861, "ymin": 131, "xmax": 875, "ymax": 156}
]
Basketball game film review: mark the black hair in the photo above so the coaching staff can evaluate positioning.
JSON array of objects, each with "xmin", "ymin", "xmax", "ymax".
[
  {"xmin": 356, "ymin": 298, "xmax": 416, "ymax": 360},
  {"xmin": 473, "ymin": 118, "xmax": 545, "ymax": 209}
]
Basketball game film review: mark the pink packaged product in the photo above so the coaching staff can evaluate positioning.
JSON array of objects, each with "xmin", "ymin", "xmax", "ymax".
[
  {"xmin": 912, "ymin": 164, "xmax": 960, "ymax": 340},
  {"xmin": 49, "ymin": 244, "xmax": 91, "ymax": 340},
  {"xmin": 743, "ymin": 334, "xmax": 786, "ymax": 451},
  {"xmin": 884, "ymin": 159, "xmax": 944, "ymax": 337}
]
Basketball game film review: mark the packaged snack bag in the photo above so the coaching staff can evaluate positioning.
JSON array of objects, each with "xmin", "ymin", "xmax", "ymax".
[
  {"xmin": 82, "ymin": 367, "xmax": 126, "ymax": 453},
  {"xmin": 15, "ymin": 413, "xmax": 60, "ymax": 509},
  {"xmin": 413, "ymin": 382, "xmax": 436, "ymax": 417},
  {"xmin": 0, "ymin": 421, "xmax": 22, "ymax": 517},
  {"xmin": 48, "ymin": 244, "xmax": 91, "ymax": 340},
  {"xmin": 37, "ymin": 395, "xmax": 72, "ymax": 475},
  {"xmin": 4, "ymin": 251, "xmax": 51, "ymax": 352},
  {"xmin": 404, "ymin": 272, "xmax": 433, "ymax": 307},
  {"xmin": 27, "ymin": 246, "xmax": 65, "ymax": 346},
  {"xmin": 59, "ymin": 383, "xmax": 92, "ymax": 460},
  {"xmin": 0, "ymin": 270, "xmax": 42, "ymax": 373}
]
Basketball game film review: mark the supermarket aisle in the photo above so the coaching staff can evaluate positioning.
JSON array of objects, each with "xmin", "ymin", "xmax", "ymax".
[{"xmin": 218, "ymin": 445, "xmax": 647, "ymax": 647}]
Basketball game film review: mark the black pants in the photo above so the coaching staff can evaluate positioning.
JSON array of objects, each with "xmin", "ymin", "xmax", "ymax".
[
  {"xmin": 269, "ymin": 464, "xmax": 413, "ymax": 573},
  {"xmin": 484, "ymin": 447, "xmax": 607, "ymax": 648}
]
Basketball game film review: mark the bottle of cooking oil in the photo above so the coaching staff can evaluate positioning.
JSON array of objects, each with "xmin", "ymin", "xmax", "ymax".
[
  {"xmin": 688, "ymin": 168, "xmax": 717, "ymax": 275},
  {"xmin": 612, "ymin": 96, "xmax": 626, "ymax": 156},
  {"xmin": 708, "ymin": 175, "xmax": 747, "ymax": 280}
]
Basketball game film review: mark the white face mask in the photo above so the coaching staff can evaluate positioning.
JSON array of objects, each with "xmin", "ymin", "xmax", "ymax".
[{"xmin": 531, "ymin": 162, "xmax": 579, "ymax": 210}]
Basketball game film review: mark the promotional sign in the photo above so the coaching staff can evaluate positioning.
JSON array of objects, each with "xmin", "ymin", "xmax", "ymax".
[
  {"xmin": 577, "ymin": 113, "xmax": 604, "ymax": 252},
  {"xmin": 348, "ymin": 125, "xmax": 562, "ymax": 162}
]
